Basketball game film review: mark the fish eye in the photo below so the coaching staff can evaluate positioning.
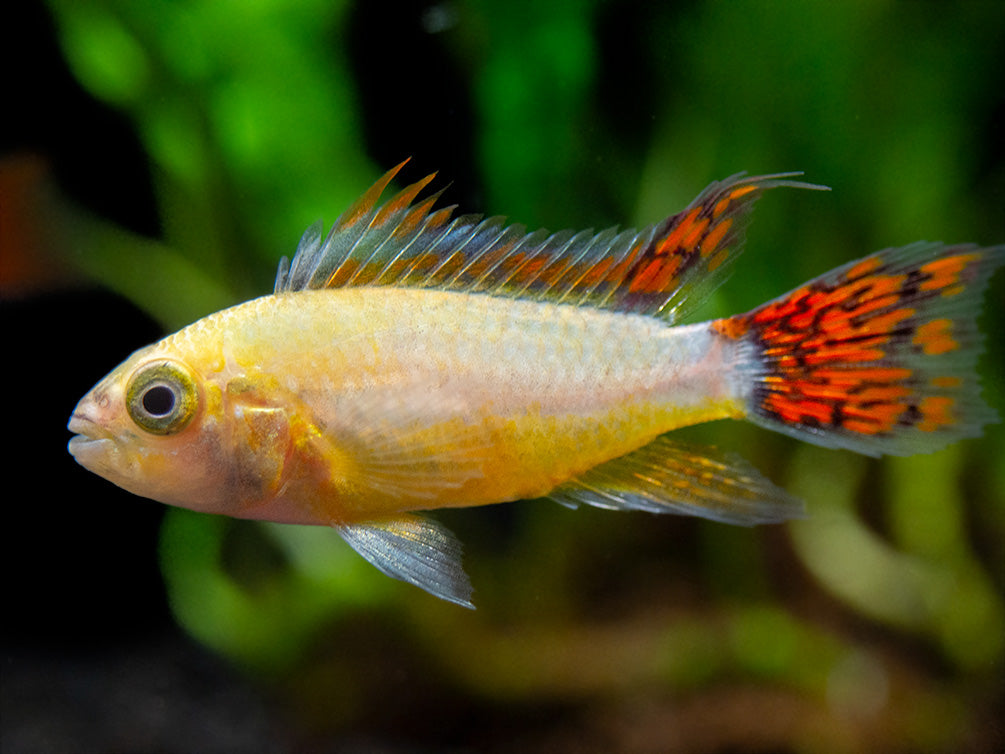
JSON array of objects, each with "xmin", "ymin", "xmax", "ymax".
[
  {"xmin": 125, "ymin": 361, "xmax": 200, "ymax": 435},
  {"xmin": 142, "ymin": 384, "xmax": 177, "ymax": 416}
]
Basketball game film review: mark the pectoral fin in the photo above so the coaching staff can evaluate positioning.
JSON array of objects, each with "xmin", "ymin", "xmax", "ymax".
[
  {"xmin": 229, "ymin": 373, "xmax": 490, "ymax": 513},
  {"xmin": 328, "ymin": 382, "xmax": 491, "ymax": 504},
  {"xmin": 548, "ymin": 437, "xmax": 804, "ymax": 525},
  {"xmin": 335, "ymin": 514, "xmax": 475, "ymax": 608}
]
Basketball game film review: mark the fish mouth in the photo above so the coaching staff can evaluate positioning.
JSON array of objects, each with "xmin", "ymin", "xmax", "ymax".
[{"xmin": 67, "ymin": 412, "xmax": 115, "ymax": 460}]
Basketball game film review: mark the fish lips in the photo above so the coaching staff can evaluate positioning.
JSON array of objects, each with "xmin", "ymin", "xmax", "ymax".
[{"xmin": 67, "ymin": 411, "xmax": 119, "ymax": 474}]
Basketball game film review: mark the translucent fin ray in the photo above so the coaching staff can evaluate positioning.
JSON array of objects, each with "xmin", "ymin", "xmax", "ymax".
[
  {"xmin": 548, "ymin": 437, "xmax": 804, "ymax": 525},
  {"xmin": 275, "ymin": 165, "xmax": 827, "ymax": 321},
  {"xmin": 329, "ymin": 381, "xmax": 490, "ymax": 502},
  {"xmin": 336, "ymin": 514, "xmax": 474, "ymax": 608}
]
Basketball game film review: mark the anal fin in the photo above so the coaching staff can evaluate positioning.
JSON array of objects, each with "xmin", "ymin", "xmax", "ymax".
[
  {"xmin": 548, "ymin": 437, "xmax": 804, "ymax": 526},
  {"xmin": 335, "ymin": 514, "xmax": 475, "ymax": 608}
]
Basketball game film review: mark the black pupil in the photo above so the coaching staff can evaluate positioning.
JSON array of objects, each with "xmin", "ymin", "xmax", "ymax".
[{"xmin": 142, "ymin": 384, "xmax": 176, "ymax": 417}]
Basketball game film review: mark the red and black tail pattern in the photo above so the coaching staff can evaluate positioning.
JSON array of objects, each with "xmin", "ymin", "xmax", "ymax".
[{"xmin": 714, "ymin": 242, "xmax": 1003, "ymax": 456}]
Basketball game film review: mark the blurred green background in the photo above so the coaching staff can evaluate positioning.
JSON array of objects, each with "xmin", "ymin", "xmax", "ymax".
[{"xmin": 3, "ymin": 1, "xmax": 1003, "ymax": 752}]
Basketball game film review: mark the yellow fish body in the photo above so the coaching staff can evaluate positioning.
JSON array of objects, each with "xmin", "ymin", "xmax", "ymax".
[{"xmin": 68, "ymin": 163, "xmax": 1004, "ymax": 607}]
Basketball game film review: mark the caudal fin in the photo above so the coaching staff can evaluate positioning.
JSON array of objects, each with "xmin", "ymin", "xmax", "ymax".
[{"xmin": 715, "ymin": 242, "xmax": 1004, "ymax": 456}]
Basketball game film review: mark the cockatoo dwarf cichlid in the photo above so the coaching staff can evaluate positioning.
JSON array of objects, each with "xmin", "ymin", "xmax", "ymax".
[{"xmin": 68, "ymin": 162, "xmax": 1004, "ymax": 607}]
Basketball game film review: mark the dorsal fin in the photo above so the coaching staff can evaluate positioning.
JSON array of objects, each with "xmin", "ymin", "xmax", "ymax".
[{"xmin": 275, "ymin": 162, "xmax": 828, "ymax": 321}]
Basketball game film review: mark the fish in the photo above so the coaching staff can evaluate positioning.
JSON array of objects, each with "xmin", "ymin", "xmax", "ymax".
[{"xmin": 68, "ymin": 161, "xmax": 1004, "ymax": 608}]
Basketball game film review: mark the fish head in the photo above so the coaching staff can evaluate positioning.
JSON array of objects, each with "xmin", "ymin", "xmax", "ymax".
[{"xmin": 68, "ymin": 344, "xmax": 233, "ymax": 513}]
